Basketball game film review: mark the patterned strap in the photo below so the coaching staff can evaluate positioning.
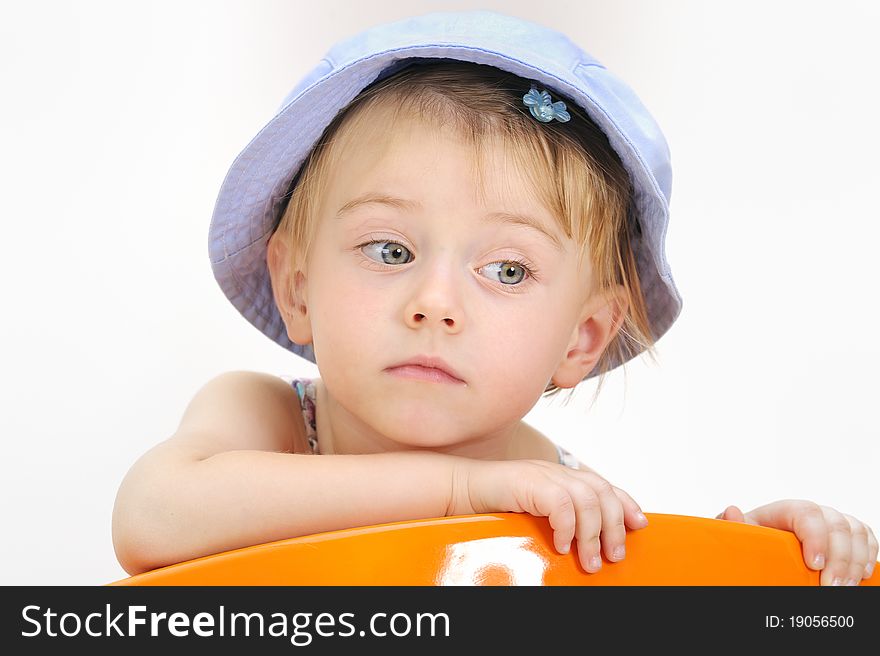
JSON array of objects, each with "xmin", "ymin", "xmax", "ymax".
[
  {"xmin": 280, "ymin": 375, "xmax": 319, "ymax": 454},
  {"xmin": 556, "ymin": 444, "xmax": 581, "ymax": 470}
]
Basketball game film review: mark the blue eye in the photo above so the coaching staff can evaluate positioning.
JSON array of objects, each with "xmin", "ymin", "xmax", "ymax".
[
  {"xmin": 361, "ymin": 240, "xmax": 413, "ymax": 265},
  {"xmin": 481, "ymin": 261, "xmax": 528, "ymax": 285}
]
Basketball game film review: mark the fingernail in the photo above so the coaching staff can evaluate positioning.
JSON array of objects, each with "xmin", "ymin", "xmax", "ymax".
[
  {"xmin": 613, "ymin": 545, "xmax": 626, "ymax": 561},
  {"xmin": 812, "ymin": 554, "xmax": 825, "ymax": 569},
  {"xmin": 865, "ymin": 563, "xmax": 875, "ymax": 578},
  {"xmin": 589, "ymin": 555, "xmax": 602, "ymax": 571},
  {"xmin": 831, "ymin": 577, "xmax": 843, "ymax": 586},
  {"xmin": 559, "ymin": 542, "xmax": 570, "ymax": 554},
  {"xmin": 635, "ymin": 512, "xmax": 648, "ymax": 526},
  {"xmin": 846, "ymin": 578, "xmax": 859, "ymax": 586}
]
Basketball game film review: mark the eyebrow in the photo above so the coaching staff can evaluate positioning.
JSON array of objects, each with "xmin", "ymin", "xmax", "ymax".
[{"xmin": 335, "ymin": 193, "xmax": 564, "ymax": 252}]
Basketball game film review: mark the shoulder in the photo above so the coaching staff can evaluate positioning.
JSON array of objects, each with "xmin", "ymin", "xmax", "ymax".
[
  {"xmin": 205, "ymin": 370, "xmax": 304, "ymax": 406},
  {"xmin": 170, "ymin": 370, "xmax": 309, "ymax": 459},
  {"xmin": 516, "ymin": 420, "xmax": 583, "ymax": 467}
]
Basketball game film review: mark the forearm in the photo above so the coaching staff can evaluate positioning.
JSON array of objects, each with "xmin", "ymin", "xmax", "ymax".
[{"xmin": 113, "ymin": 449, "xmax": 458, "ymax": 575}]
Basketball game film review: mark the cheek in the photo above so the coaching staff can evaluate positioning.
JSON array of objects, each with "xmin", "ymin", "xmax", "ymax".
[
  {"xmin": 484, "ymin": 286, "xmax": 575, "ymax": 358},
  {"xmin": 306, "ymin": 255, "xmax": 410, "ymax": 383},
  {"xmin": 468, "ymin": 328, "xmax": 553, "ymax": 428},
  {"xmin": 308, "ymin": 271, "xmax": 383, "ymax": 352},
  {"xmin": 470, "ymin": 298, "xmax": 574, "ymax": 410}
]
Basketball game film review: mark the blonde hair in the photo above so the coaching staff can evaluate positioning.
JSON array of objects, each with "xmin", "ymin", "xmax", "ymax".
[{"xmin": 274, "ymin": 60, "xmax": 656, "ymax": 405}]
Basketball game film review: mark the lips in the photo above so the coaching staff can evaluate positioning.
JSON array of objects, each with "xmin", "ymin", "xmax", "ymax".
[{"xmin": 385, "ymin": 355, "xmax": 465, "ymax": 384}]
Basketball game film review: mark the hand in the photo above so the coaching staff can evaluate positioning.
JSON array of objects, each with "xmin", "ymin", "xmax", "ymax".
[
  {"xmin": 449, "ymin": 458, "xmax": 649, "ymax": 573},
  {"xmin": 716, "ymin": 500, "xmax": 878, "ymax": 585}
]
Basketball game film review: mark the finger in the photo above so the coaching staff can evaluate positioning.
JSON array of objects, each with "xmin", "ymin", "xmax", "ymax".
[
  {"xmin": 566, "ymin": 480, "xmax": 604, "ymax": 572},
  {"xmin": 563, "ymin": 471, "xmax": 624, "ymax": 565},
  {"xmin": 818, "ymin": 506, "xmax": 852, "ymax": 586},
  {"xmin": 716, "ymin": 505, "xmax": 746, "ymax": 522},
  {"xmin": 578, "ymin": 473, "xmax": 627, "ymax": 564},
  {"xmin": 745, "ymin": 500, "xmax": 829, "ymax": 571},
  {"xmin": 531, "ymin": 482, "xmax": 578, "ymax": 557},
  {"xmin": 843, "ymin": 515, "xmax": 868, "ymax": 585},
  {"xmin": 612, "ymin": 486, "xmax": 649, "ymax": 529}
]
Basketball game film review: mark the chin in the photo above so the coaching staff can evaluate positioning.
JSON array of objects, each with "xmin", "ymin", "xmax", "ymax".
[{"xmin": 377, "ymin": 419, "xmax": 473, "ymax": 450}]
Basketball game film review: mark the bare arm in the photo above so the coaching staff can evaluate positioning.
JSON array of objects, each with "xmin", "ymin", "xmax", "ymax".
[
  {"xmin": 113, "ymin": 447, "xmax": 457, "ymax": 575},
  {"xmin": 111, "ymin": 371, "xmax": 457, "ymax": 575}
]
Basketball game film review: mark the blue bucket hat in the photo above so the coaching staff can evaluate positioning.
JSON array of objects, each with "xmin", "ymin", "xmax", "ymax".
[{"xmin": 209, "ymin": 10, "xmax": 682, "ymax": 377}]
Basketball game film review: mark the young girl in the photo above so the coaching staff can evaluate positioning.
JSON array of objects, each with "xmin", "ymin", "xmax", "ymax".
[{"xmin": 112, "ymin": 10, "xmax": 877, "ymax": 585}]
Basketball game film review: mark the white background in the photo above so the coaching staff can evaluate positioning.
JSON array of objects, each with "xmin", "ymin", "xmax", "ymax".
[{"xmin": 1, "ymin": 0, "xmax": 877, "ymax": 585}]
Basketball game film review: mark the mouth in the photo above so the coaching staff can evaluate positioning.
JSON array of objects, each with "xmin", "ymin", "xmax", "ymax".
[{"xmin": 385, "ymin": 356, "xmax": 466, "ymax": 385}]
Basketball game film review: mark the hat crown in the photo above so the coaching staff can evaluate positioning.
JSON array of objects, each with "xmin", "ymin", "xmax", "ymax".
[
  {"xmin": 326, "ymin": 11, "xmax": 600, "ymax": 70},
  {"xmin": 279, "ymin": 11, "xmax": 601, "ymax": 113}
]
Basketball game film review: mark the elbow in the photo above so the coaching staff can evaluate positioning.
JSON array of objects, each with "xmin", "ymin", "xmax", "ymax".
[
  {"xmin": 113, "ymin": 530, "xmax": 158, "ymax": 577},
  {"xmin": 111, "ymin": 466, "xmax": 186, "ymax": 576},
  {"xmin": 112, "ymin": 497, "xmax": 173, "ymax": 576},
  {"xmin": 112, "ymin": 445, "xmax": 202, "ymax": 576}
]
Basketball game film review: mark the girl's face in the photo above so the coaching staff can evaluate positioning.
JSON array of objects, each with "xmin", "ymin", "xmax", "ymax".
[{"xmin": 288, "ymin": 110, "xmax": 597, "ymax": 449}]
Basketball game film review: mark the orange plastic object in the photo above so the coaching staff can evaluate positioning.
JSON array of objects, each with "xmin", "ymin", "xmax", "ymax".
[{"xmin": 110, "ymin": 512, "xmax": 879, "ymax": 586}]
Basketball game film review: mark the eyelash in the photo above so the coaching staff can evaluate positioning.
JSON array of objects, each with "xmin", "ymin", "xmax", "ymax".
[{"xmin": 355, "ymin": 238, "xmax": 541, "ymax": 290}]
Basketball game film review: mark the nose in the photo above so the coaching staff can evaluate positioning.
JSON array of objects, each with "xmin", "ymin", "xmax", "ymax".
[{"xmin": 403, "ymin": 260, "xmax": 464, "ymax": 334}]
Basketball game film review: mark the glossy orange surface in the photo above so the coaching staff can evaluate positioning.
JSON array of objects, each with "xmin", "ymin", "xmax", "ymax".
[{"xmin": 110, "ymin": 512, "xmax": 879, "ymax": 586}]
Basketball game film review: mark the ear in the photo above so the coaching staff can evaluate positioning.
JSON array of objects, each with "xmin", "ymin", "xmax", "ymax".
[
  {"xmin": 266, "ymin": 230, "xmax": 313, "ymax": 346},
  {"xmin": 550, "ymin": 285, "xmax": 629, "ymax": 388}
]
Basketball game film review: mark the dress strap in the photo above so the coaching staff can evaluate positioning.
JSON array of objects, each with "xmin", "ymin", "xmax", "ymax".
[
  {"xmin": 279, "ymin": 375, "xmax": 319, "ymax": 454},
  {"xmin": 556, "ymin": 444, "xmax": 581, "ymax": 470}
]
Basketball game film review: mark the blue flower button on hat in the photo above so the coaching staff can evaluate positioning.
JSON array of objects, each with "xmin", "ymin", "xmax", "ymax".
[
  {"xmin": 523, "ymin": 85, "xmax": 571, "ymax": 123},
  {"xmin": 208, "ymin": 10, "xmax": 682, "ymax": 378}
]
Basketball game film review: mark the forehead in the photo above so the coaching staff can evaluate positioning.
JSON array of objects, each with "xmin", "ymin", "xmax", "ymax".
[{"xmin": 326, "ymin": 103, "xmax": 548, "ymax": 212}]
